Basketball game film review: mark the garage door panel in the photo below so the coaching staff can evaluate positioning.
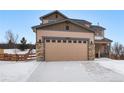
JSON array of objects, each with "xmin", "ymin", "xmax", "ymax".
[{"xmin": 45, "ymin": 40, "xmax": 88, "ymax": 61}]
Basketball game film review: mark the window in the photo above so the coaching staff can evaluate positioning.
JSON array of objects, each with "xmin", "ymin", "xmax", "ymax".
[
  {"xmin": 52, "ymin": 40, "xmax": 56, "ymax": 43},
  {"xmin": 73, "ymin": 40, "xmax": 77, "ymax": 43},
  {"xmin": 58, "ymin": 40, "xmax": 61, "ymax": 43},
  {"xmin": 46, "ymin": 40, "xmax": 50, "ymax": 42},
  {"xmin": 63, "ymin": 40, "xmax": 66, "ymax": 43},
  {"xmin": 83, "ymin": 41, "xmax": 86, "ymax": 43},
  {"xmin": 78, "ymin": 41, "xmax": 81, "ymax": 43},
  {"xmin": 39, "ymin": 39, "xmax": 41, "ymax": 43},
  {"xmin": 96, "ymin": 33, "xmax": 99, "ymax": 36},
  {"xmin": 66, "ymin": 26, "xmax": 69, "ymax": 30},
  {"xmin": 90, "ymin": 41, "xmax": 93, "ymax": 44},
  {"xmin": 68, "ymin": 40, "xmax": 72, "ymax": 43},
  {"xmin": 55, "ymin": 15, "xmax": 58, "ymax": 18}
]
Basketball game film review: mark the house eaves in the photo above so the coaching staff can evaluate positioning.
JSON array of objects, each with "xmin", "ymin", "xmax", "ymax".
[{"xmin": 32, "ymin": 19, "xmax": 95, "ymax": 33}]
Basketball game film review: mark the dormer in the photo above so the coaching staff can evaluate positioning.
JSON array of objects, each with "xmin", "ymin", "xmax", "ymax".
[
  {"xmin": 90, "ymin": 25, "xmax": 106, "ymax": 40},
  {"xmin": 40, "ymin": 10, "xmax": 68, "ymax": 24}
]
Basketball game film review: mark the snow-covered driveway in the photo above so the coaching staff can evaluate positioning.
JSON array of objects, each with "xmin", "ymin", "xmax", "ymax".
[
  {"xmin": 1, "ymin": 58, "xmax": 124, "ymax": 82},
  {"xmin": 27, "ymin": 59, "xmax": 124, "ymax": 82}
]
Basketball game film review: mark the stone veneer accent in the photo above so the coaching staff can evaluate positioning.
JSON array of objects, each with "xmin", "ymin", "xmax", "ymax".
[
  {"xmin": 88, "ymin": 43, "xmax": 95, "ymax": 60},
  {"xmin": 36, "ymin": 43, "xmax": 44, "ymax": 61}
]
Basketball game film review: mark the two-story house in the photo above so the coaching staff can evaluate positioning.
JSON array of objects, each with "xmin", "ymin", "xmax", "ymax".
[{"xmin": 32, "ymin": 10, "xmax": 112, "ymax": 61}]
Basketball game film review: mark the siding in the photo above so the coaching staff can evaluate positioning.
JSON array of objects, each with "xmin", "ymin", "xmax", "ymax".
[{"xmin": 37, "ymin": 30, "xmax": 94, "ymax": 43}]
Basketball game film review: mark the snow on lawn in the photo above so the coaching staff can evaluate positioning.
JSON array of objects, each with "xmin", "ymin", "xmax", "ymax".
[
  {"xmin": 95, "ymin": 58, "xmax": 124, "ymax": 76},
  {"xmin": 0, "ymin": 61, "xmax": 40, "ymax": 82},
  {"xmin": 4, "ymin": 49, "xmax": 36, "ymax": 54}
]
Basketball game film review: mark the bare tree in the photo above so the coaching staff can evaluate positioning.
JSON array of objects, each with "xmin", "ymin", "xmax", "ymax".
[
  {"xmin": 5, "ymin": 30, "xmax": 18, "ymax": 44},
  {"xmin": 121, "ymin": 47, "xmax": 124, "ymax": 56},
  {"xmin": 5, "ymin": 30, "xmax": 19, "ymax": 54},
  {"xmin": 111, "ymin": 42, "xmax": 124, "ymax": 59}
]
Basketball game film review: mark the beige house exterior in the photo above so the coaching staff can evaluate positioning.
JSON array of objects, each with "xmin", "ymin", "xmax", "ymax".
[{"xmin": 32, "ymin": 10, "xmax": 112, "ymax": 61}]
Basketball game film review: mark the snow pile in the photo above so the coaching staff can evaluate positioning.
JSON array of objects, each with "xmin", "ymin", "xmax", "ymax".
[
  {"xmin": 4, "ymin": 49, "xmax": 36, "ymax": 54},
  {"xmin": 0, "ymin": 61, "xmax": 40, "ymax": 82},
  {"xmin": 95, "ymin": 58, "xmax": 124, "ymax": 76}
]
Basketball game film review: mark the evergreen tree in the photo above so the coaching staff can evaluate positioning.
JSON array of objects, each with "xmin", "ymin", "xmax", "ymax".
[{"xmin": 19, "ymin": 37, "xmax": 27, "ymax": 51}]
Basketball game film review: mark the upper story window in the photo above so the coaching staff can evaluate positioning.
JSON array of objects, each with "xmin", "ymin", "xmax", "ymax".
[
  {"xmin": 39, "ymin": 39, "xmax": 41, "ymax": 43},
  {"xmin": 96, "ymin": 32, "xmax": 100, "ymax": 36},
  {"xmin": 66, "ymin": 26, "xmax": 69, "ymax": 30},
  {"xmin": 55, "ymin": 15, "xmax": 58, "ymax": 18},
  {"xmin": 95, "ymin": 30, "xmax": 104, "ymax": 37}
]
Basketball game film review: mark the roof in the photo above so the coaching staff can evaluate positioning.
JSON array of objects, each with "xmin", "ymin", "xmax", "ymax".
[
  {"xmin": 32, "ymin": 19, "xmax": 95, "ymax": 33},
  {"xmin": 40, "ymin": 10, "xmax": 68, "ymax": 20},
  {"xmin": 90, "ymin": 25, "xmax": 106, "ymax": 30},
  {"xmin": 95, "ymin": 38, "xmax": 113, "ymax": 43},
  {"xmin": 70, "ymin": 19, "xmax": 92, "ymax": 25}
]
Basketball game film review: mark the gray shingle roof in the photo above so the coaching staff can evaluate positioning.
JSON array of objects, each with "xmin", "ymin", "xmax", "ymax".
[
  {"xmin": 90, "ymin": 25, "xmax": 106, "ymax": 30},
  {"xmin": 95, "ymin": 37, "xmax": 113, "ymax": 42},
  {"xmin": 39, "ymin": 10, "xmax": 68, "ymax": 20},
  {"xmin": 70, "ymin": 19, "xmax": 92, "ymax": 25}
]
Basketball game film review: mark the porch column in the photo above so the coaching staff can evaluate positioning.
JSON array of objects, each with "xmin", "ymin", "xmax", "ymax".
[{"xmin": 98, "ymin": 49, "xmax": 100, "ymax": 58}]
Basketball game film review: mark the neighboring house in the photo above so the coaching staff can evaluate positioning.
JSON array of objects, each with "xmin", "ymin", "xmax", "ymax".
[{"xmin": 32, "ymin": 10, "xmax": 112, "ymax": 61}]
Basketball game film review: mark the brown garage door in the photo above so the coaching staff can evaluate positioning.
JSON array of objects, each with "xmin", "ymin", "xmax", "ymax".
[{"xmin": 44, "ymin": 37, "xmax": 88, "ymax": 61}]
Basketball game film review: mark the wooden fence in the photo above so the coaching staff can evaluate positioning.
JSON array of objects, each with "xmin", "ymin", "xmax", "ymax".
[
  {"xmin": 110, "ymin": 54, "xmax": 124, "ymax": 60},
  {"xmin": 0, "ymin": 53, "xmax": 36, "ymax": 61}
]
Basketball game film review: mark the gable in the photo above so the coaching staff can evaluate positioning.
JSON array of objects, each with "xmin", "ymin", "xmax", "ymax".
[
  {"xmin": 40, "ymin": 11, "xmax": 68, "ymax": 24},
  {"xmin": 43, "ymin": 13, "xmax": 66, "ymax": 20},
  {"xmin": 42, "ymin": 13, "xmax": 66, "ymax": 24},
  {"xmin": 37, "ymin": 21, "xmax": 94, "ymax": 33}
]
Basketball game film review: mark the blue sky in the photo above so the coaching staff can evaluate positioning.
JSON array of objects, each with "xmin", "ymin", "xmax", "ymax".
[{"xmin": 0, "ymin": 10, "xmax": 124, "ymax": 44}]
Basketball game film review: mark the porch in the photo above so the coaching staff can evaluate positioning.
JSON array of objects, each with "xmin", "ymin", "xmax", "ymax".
[{"xmin": 95, "ymin": 38, "xmax": 112, "ymax": 58}]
